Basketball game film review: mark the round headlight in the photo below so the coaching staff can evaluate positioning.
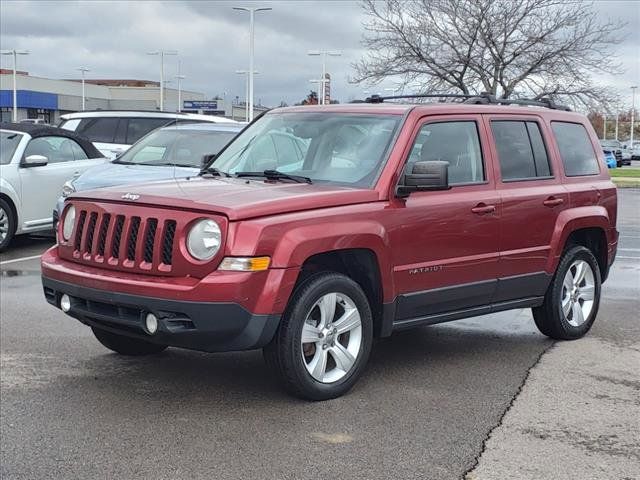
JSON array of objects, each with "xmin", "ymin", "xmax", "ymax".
[
  {"xmin": 62, "ymin": 205, "xmax": 76, "ymax": 241},
  {"xmin": 187, "ymin": 219, "xmax": 221, "ymax": 261}
]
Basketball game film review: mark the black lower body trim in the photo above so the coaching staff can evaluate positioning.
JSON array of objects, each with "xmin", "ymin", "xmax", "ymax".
[{"xmin": 42, "ymin": 276, "xmax": 280, "ymax": 353}]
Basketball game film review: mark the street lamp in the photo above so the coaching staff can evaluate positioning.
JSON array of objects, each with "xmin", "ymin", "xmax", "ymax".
[
  {"xmin": 77, "ymin": 67, "xmax": 90, "ymax": 111},
  {"xmin": 307, "ymin": 50, "xmax": 341, "ymax": 105},
  {"xmin": 234, "ymin": 6, "xmax": 272, "ymax": 121},
  {"xmin": 236, "ymin": 70, "xmax": 260, "ymax": 122},
  {"xmin": 631, "ymin": 86, "xmax": 637, "ymax": 147},
  {"xmin": 147, "ymin": 50, "xmax": 178, "ymax": 110},
  {"xmin": 175, "ymin": 61, "xmax": 185, "ymax": 113},
  {"xmin": 1, "ymin": 49, "xmax": 29, "ymax": 122}
]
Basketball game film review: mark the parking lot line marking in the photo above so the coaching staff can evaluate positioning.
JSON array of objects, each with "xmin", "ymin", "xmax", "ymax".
[
  {"xmin": 0, "ymin": 254, "xmax": 42, "ymax": 266},
  {"xmin": 617, "ymin": 256, "xmax": 640, "ymax": 260},
  {"xmin": 619, "ymin": 248, "xmax": 640, "ymax": 252}
]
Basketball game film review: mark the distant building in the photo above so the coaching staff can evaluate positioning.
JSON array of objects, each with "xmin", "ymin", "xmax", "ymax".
[{"xmin": 0, "ymin": 70, "xmax": 206, "ymax": 124}]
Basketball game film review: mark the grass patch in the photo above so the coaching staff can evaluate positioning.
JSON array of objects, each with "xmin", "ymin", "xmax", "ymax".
[{"xmin": 611, "ymin": 168, "xmax": 640, "ymax": 178}]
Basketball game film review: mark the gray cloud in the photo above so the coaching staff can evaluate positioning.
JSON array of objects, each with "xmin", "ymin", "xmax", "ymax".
[{"xmin": 1, "ymin": 0, "xmax": 638, "ymax": 108}]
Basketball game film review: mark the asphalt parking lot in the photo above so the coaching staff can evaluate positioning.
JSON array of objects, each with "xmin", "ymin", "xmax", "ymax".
[{"xmin": 1, "ymin": 190, "xmax": 638, "ymax": 480}]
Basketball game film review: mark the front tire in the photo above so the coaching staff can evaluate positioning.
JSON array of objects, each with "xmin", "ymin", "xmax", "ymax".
[
  {"xmin": 92, "ymin": 327, "xmax": 168, "ymax": 356},
  {"xmin": 264, "ymin": 272, "xmax": 373, "ymax": 401},
  {"xmin": 532, "ymin": 245, "xmax": 601, "ymax": 340},
  {"xmin": 0, "ymin": 198, "xmax": 16, "ymax": 252}
]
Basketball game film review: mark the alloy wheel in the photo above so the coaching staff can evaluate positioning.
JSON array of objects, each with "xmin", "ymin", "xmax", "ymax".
[
  {"xmin": 561, "ymin": 260, "xmax": 596, "ymax": 327},
  {"xmin": 0, "ymin": 206, "xmax": 8, "ymax": 244},
  {"xmin": 300, "ymin": 292, "xmax": 362, "ymax": 383}
]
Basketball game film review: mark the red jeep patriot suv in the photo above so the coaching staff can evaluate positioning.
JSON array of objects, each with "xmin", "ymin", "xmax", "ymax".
[{"xmin": 42, "ymin": 96, "xmax": 618, "ymax": 400}]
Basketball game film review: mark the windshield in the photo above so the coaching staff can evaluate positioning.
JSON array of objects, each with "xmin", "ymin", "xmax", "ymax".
[
  {"xmin": 212, "ymin": 112, "xmax": 400, "ymax": 187},
  {"xmin": 1, "ymin": 131, "xmax": 24, "ymax": 165},
  {"xmin": 115, "ymin": 128, "xmax": 237, "ymax": 167}
]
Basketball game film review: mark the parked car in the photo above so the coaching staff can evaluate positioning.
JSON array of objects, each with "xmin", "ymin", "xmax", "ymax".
[
  {"xmin": 0, "ymin": 122, "xmax": 105, "ymax": 251},
  {"xmin": 622, "ymin": 141, "xmax": 640, "ymax": 160},
  {"xmin": 53, "ymin": 122, "xmax": 244, "ymax": 228},
  {"xmin": 42, "ymin": 100, "xmax": 617, "ymax": 400},
  {"xmin": 20, "ymin": 118, "xmax": 50, "ymax": 125},
  {"xmin": 603, "ymin": 150, "xmax": 617, "ymax": 169},
  {"xmin": 58, "ymin": 111, "xmax": 237, "ymax": 159},
  {"xmin": 599, "ymin": 139, "xmax": 625, "ymax": 166}
]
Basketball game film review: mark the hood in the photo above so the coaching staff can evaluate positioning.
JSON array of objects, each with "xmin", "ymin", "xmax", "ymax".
[
  {"xmin": 71, "ymin": 176, "xmax": 380, "ymax": 221},
  {"xmin": 74, "ymin": 162, "xmax": 198, "ymax": 192}
]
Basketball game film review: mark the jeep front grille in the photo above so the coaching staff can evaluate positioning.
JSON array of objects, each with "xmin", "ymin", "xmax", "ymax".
[{"xmin": 72, "ymin": 209, "xmax": 177, "ymax": 270}]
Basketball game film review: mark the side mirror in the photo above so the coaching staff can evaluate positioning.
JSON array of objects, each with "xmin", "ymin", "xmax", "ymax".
[
  {"xmin": 22, "ymin": 154, "xmax": 49, "ymax": 168},
  {"xmin": 397, "ymin": 160, "xmax": 450, "ymax": 197},
  {"xmin": 201, "ymin": 153, "xmax": 216, "ymax": 168}
]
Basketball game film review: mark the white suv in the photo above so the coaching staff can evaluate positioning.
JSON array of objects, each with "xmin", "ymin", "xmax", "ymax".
[{"xmin": 58, "ymin": 111, "xmax": 237, "ymax": 159}]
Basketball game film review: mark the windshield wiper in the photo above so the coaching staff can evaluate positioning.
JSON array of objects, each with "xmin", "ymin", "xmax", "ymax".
[
  {"xmin": 200, "ymin": 167, "xmax": 231, "ymax": 177},
  {"xmin": 235, "ymin": 170, "xmax": 312, "ymax": 184}
]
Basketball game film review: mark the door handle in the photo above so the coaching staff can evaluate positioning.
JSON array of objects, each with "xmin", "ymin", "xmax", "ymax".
[
  {"xmin": 543, "ymin": 197, "xmax": 564, "ymax": 207},
  {"xmin": 471, "ymin": 203, "xmax": 496, "ymax": 215}
]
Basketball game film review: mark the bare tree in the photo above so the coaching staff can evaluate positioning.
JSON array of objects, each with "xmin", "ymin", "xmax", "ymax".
[{"xmin": 353, "ymin": 0, "xmax": 625, "ymax": 109}]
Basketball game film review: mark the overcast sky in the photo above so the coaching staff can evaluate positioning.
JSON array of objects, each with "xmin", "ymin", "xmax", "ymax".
[{"xmin": 1, "ymin": 0, "xmax": 638, "ymax": 108}]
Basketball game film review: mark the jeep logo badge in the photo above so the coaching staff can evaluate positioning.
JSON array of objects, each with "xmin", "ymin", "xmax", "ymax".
[{"xmin": 121, "ymin": 193, "xmax": 140, "ymax": 201}]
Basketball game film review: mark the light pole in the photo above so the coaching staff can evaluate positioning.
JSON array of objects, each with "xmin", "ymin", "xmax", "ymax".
[
  {"xmin": 77, "ymin": 66, "xmax": 90, "ymax": 111},
  {"xmin": 309, "ymin": 79, "xmax": 325, "ymax": 104},
  {"xmin": 631, "ymin": 86, "xmax": 637, "ymax": 147},
  {"xmin": 236, "ymin": 70, "xmax": 260, "ymax": 121},
  {"xmin": 615, "ymin": 113, "xmax": 619, "ymax": 141},
  {"xmin": 1, "ymin": 49, "xmax": 29, "ymax": 122},
  {"xmin": 603, "ymin": 114, "xmax": 607, "ymax": 140},
  {"xmin": 307, "ymin": 50, "xmax": 341, "ymax": 105},
  {"xmin": 234, "ymin": 7, "xmax": 271, "ymax": 121},
  {"xmin": 175, "ymin": 61, "xmax": 185, "ymax": 113},
  {"xmin": 147, "ymin": 50, "xmax": 178, "ymax": 110}
]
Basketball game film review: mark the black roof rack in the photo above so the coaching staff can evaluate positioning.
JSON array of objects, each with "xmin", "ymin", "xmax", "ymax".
[{"xmin": 364, "ymin": 92, "xmax": 571, "ymax": 111}]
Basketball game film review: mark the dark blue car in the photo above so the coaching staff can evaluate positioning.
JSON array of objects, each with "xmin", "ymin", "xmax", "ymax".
[{"xmin": 55, "ymin": 122, "xmax": 243, "ymax": 225}]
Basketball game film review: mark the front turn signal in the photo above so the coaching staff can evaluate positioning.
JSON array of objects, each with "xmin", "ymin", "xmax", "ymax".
[{"xmin": 219, "ymin": 256, "xmax": 271, "ymax": 272}]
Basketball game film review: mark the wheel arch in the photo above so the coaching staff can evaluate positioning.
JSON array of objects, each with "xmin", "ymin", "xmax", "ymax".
[{"xmin": 548, "ymin": 207, "xmax": 611, "ymax": 281}]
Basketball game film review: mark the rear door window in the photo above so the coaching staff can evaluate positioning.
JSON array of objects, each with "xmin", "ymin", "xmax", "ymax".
[
  {"xmin": 551, "ymin": 122, "xmax": 599, "ymax": 176},
  {"xmin": 76, "ymin": 118, "xmax": 119, "ymax": 143},
  {"xmin": 126, "ymin": 118, "xmax": 172, "ymax": 144},
  {"xmin": 491, "ymin": 121, "xmax": 551, "ymax": 180}
]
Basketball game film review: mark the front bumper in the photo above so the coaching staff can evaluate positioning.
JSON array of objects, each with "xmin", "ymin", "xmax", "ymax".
[{"xmin": 43, "ymin": 276, "xmax": 280, "ymax": 352}]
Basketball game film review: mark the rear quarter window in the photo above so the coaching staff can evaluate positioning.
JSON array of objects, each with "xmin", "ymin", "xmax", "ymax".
[{"xmin": 551, "ymin": 122, "xmax": 600, "ymax": 176}]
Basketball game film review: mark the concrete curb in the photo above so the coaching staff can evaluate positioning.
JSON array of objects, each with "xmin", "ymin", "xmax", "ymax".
[{"xmin": 611, "ymin": 177, "xmax": 640, "ymax": 188}]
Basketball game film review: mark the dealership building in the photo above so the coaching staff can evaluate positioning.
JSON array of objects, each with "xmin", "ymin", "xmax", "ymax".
[{"xmin": 0, "ymin": 70, "xmax": 223, "ymax": 123}]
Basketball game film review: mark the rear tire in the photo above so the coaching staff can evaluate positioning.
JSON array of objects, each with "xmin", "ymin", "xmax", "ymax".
[
  {"xmin": 532, "ymin": 245, "xmax": 601, "ymax": 340},
  {"xmin": 0, "ymin": 198, "xmax": 16, "ymax": 252},
  {"xmin": 264, "ymin": 272, "xmax": 373, "ymax": 401},
  {"xmin": 92, "ymin": 327, "xmax": 168, "ymax": 356}
]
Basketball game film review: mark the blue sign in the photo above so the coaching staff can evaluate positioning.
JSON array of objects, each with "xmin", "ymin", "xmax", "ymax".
[
  {"xmin": 183, "ymin": 100, "xmax": 218, "ymax": 110},
  {"xmin": 0, "ymin": 90, "xmax": 58, "ymax": 109}
]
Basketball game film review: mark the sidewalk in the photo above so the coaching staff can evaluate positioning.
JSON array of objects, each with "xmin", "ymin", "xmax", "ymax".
[{"xmin": 466, "ymin": 337, "xmax": 640, "ymax": 480}]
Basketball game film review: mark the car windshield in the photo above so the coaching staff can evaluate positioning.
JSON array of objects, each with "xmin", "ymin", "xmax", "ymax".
[
  {"xmin": 212, "ymin": 112, "xmax": 400, "ymax": 187},
  {"xmin": 115, "ymin": 128, "xmax": 237, "ymax": 167},
  {"xmin": 0, "ymin": 131, "xmax": 24, "ymax": 165}
]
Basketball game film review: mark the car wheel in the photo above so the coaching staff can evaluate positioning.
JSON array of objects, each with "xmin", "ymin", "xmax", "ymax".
[
  {"xmin": 532, "ymin": 245, "xmax": 601, "ymax": 340},
  {"xmin": 91, "ymin": 327, "xmax": 168, "ymax": 356},
  {"xmin": 264, "ymin": 272, "xmax": 373, "ymax": 401},
  {"xmin": 0, "ymin": 198, "xmax": 16, "ymax": 252}
]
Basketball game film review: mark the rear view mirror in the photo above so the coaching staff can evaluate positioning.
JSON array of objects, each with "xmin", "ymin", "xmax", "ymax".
[
  {"xmin": 397, "ymin": 160, "xmax": 450, "ymax": 197},
  {"xmin": 201, "ymin": 153, "xmax": 216, "ymax": 168},
  {"xmin": 22, "ymin": 154, "xmax": 48, "ymax": 168}
]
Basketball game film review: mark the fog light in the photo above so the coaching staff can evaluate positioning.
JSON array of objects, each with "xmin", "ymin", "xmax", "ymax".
[
  {"xmin": 60, "ymin": 294, "xmax": 71, "ymax": 313},
  {"xmin": 145, "ymin": 313, "xmax": 158, "ymax": 335}
]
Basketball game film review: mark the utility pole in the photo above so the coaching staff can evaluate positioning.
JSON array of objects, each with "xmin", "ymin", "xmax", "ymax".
[
  {"xmin": 307, "ymin": 50, "xmax": 341, "ymax": 105},
  {"xmin": 175, "ymin": 61, "xmax": 185, "ymax": 113},
  {"xmin": 77, "ymin": 67, "xmax": 90, "ymax": 111},
  {"xmin": 631, "ymin": 86, "xmax": 637, "ymax": 147},
  {"xmin": 234, "ymin": 7, "xmax": 271, "ymax": 121},
  {"xmin": 147, "ymin": 50, "xmax": 178, "ymax": 110},
  {"xmin": 1, "ymin": 49, "xmax": 29, "ymax": 122}
]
